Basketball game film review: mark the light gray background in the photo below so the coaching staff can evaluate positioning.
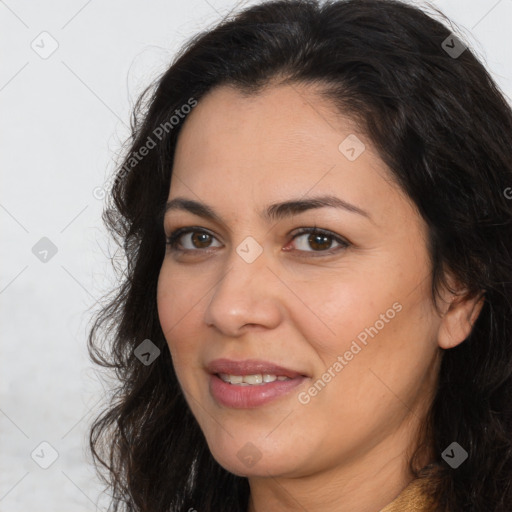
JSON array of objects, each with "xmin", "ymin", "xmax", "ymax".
[{"xmin": 1, "ymin": 0, "xmax": 511, "ymax": 510}]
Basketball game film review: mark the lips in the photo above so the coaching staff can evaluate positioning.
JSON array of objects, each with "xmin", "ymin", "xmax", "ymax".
[{"xmin": 206, "ymin": 358, "xmax": 308, "ymax": 379}]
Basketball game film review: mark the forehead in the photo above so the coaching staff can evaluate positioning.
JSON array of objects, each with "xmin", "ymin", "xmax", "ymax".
[
  {"xmin": 168, "ymin": 83, "xmax": 414, "ymax": 229},
  {"xmin": 172, "ymin": 83, "xmax": 381, "ymax": 183},
  {"xmin": 176, "ymin": 83, "xmax": 357, "ymax": 153}
]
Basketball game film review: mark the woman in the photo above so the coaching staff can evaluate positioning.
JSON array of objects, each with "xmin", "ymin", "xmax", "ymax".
[{"xmin": 88, "ymin": 0, "xmax": 512, "ymax": 510}]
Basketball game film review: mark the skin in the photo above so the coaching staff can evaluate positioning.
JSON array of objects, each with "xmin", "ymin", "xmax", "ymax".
[{"xmin": 156, "ymin": 82, "xmax": 483, "ymax": 512}]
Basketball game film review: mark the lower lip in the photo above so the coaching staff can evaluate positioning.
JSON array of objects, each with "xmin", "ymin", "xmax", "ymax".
[{"xmin": 209, "ymin": 374, "xmax": 308, "ymax": 408}]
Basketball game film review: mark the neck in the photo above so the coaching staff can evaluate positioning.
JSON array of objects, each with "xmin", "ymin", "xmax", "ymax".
[{"xmin": 246, "ymin": 418, "xmax": 433, "ymax": 512}]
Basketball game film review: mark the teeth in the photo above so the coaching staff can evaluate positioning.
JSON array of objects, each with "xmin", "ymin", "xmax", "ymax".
[
  {"xmin": 218, "ymin": 373, "xmax": 292, "ymax": 385},
  {"xmin": 244, "ymin": 374, "xmax": 262, "ymax": 385}
]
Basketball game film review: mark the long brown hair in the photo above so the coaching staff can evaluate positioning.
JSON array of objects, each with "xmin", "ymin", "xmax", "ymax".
[{"xmin": 88, "ymin": 1, "xmax": 512, "ymax": 510}]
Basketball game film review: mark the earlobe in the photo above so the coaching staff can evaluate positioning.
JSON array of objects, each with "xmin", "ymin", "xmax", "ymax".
[{"xmin": 437, "ymin": 292, "xmax": 485, "ymax": 350}]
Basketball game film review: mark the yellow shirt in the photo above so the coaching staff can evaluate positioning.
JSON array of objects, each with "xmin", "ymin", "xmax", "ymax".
[{"xmin": 379, "ymin": 478, "xmax": 437, "ymax": 512}]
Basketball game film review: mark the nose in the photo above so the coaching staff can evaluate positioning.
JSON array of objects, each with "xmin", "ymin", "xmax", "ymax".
[{"xmin": 203, "ymin": 241, "xmax": 284, "ymax": 337}]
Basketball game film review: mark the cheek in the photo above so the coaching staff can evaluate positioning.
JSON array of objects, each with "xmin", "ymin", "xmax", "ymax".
[
  {"xmin": 157, "ymin": 262, "xmax": 203, "ymax": 333},
  {"xmin": 291, "ymin": 268, "xmax": 393, "ymax": 360},
  {"xmin": 156, "ymin": 269, "xmax": 175, "ymax": 341},
  {"xmin": 294, "ymin": 262, "xmax": 437, "ymax": 404},
  {"xmin": 157, "ymin": 267, "xmax": 191, "ymax": 356},
  {"xmin": 156, "ymin": 265, "xmax": 208, "ymax": 375}
]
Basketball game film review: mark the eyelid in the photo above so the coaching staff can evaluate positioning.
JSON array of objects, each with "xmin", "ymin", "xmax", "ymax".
[
  {"xmin": 287, "ymin": 227, "xmax": 350, "ymax": 256},
  {"xmin": 165, "ymin": 226, "xmax": 222, "ymax": 252},
  {"xmin": 165, "ymin": 226, "xmax": 350, "ymax": 256}
]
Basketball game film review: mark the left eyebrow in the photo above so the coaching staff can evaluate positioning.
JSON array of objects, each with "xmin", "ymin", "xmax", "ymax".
[{"xmin": 159, "ymin": 194, "xmax": 371, "ymax": 225}]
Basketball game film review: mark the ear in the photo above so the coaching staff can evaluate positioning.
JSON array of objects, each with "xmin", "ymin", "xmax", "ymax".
[{"xmin": 437, "ymin": 288, "xmax": 485, "ymax": 350}]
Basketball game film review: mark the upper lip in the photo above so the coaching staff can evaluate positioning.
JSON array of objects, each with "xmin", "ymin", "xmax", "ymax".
[{"xmin": 206, "ymin": 358, "xmax": 308, "ymax": 379}]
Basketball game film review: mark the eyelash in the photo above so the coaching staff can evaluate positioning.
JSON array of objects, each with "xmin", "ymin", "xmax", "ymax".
[{"xmin": 165, "ymin": 226, "xmax": 350, "ymax": 257}]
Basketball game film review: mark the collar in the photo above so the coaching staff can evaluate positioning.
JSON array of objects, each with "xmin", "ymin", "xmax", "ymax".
[{"xmin": 379, "ymin": 478, "xmax": 437, "ymax": 512}]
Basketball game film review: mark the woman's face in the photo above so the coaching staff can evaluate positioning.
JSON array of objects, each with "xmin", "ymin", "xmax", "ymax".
[{"xmin": 157, "ymin": 83, "xmax": 444, "ymax": 479}]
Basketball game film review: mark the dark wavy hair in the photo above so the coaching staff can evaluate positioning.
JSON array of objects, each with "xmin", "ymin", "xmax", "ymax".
[{"xmin": 88, "ymin": 0, "xmax": 512, "ymax": 510}]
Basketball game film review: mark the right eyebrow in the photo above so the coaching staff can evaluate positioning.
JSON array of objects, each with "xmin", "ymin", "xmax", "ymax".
[{"xmin": 159, "ymin": 194, "xmax": 371, "ymax": 225}]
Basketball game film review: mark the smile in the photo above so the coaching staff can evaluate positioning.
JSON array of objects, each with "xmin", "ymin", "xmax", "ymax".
[{"xmin": 209, "ymin": 373, "xmax": 308, "ymax": 408}]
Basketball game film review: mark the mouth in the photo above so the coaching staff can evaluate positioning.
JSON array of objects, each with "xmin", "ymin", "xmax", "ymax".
[
  {"xmin": 206, "ymin": 358, "xmax": 310, "ymax": 408},
  {"xmin": 206, "ymin": 358, "xmax": 309, "ymax": 379}
]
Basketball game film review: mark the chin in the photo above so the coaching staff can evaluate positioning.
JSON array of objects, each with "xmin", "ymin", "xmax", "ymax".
[{"xmin": 208, "ymin": 443, "xmax": 305, "ymax": 479}]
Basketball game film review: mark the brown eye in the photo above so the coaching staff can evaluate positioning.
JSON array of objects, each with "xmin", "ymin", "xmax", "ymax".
[
  {"xmin": 289, "ymin": 228, "xmax": 349, "ymax": 256},
  {"xmin": 190, "ymin": 232, "xmax": 213, "ymax": 249},
  {"xmin": 307, "ymin": 233, "xmax": 333, "ymax": 251},
  {"xmin": 166, "ymin": 228, "xmax": 222, "ymax": 251},
  {"xmin": 166, "ymin": 226, "xmax": 349, "ymax": 257}
]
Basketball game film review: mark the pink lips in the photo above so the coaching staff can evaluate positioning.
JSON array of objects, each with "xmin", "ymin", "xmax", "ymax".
[{"xmin": 206, "ymin": 358, "xmax": 309, "ymax": 409}]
